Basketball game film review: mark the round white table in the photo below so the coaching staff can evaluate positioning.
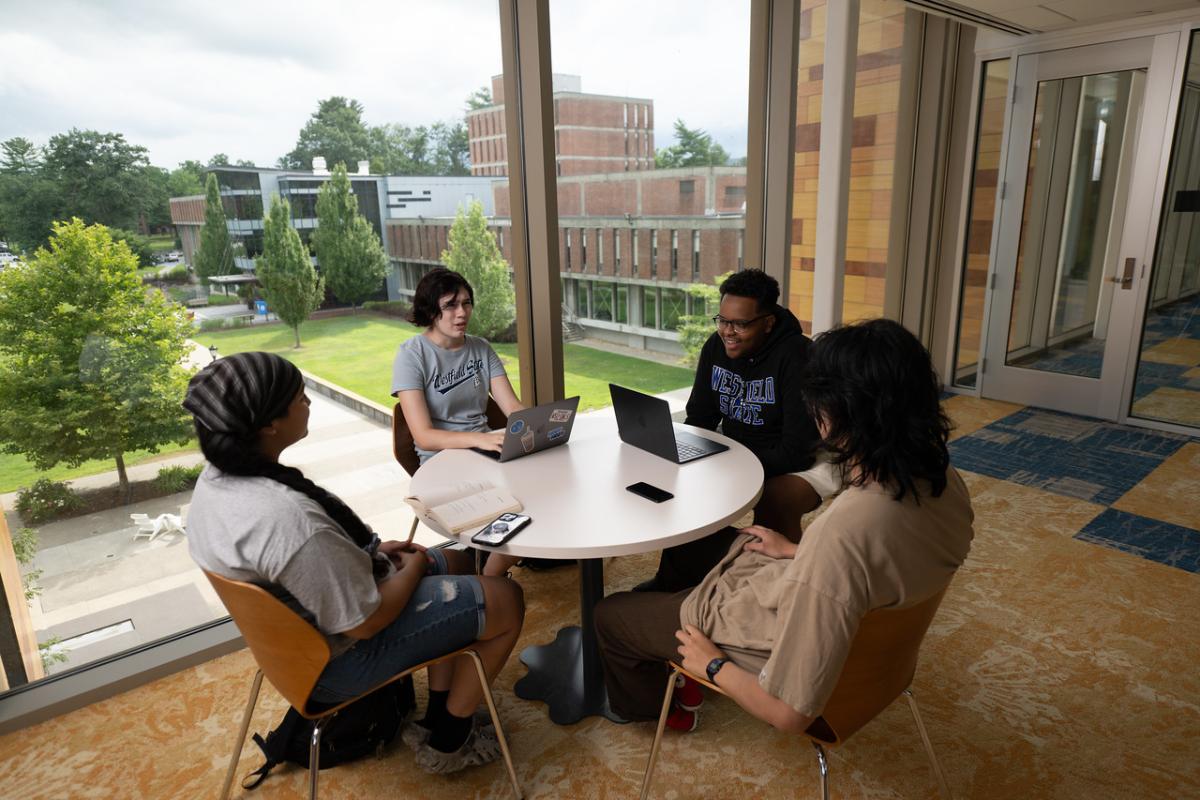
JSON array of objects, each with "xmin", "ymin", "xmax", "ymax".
[{"xmin": 410, "ymin": 413, "xmax": 763, "ymax": 724}]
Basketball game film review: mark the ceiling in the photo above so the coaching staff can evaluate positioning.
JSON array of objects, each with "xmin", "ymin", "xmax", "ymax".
[{"xmin": 910, "ymin": 0, "xmax": 1200, "ymax": 34}]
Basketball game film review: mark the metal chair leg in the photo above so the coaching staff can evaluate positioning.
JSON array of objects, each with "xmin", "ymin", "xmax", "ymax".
[
  {"xmin": 308, "ymin": 715, "xmax": 331, "ymax": 800},
  {"xmin": 639, "ymin": 667, "xmax": 678, "ymax": 800},
  {"xmin": 220, "ymin": 669, "xmax": 264, "ymax": 800},
  {"xmin": 811, "ymin": 740, "xmax": 830, "ymax": 800},
  {"xmin": 904, "ymin": 688, "xmax": 952, "ymax": 799},
  {"xmin": 467, "ymin": 650, "xmax": 524, "ymax": 799}
]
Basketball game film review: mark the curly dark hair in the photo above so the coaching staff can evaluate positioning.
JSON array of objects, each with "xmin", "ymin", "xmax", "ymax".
[
  {"xmin": 802, "ymin": 319, "xmax": 951, "ymax": 502},
  {"xmin": 409, "ymin": 267, "xmax": 474, "ymax": 327},
  {"xmin": 719, "ymin": 269, "xmax": 779, "ymax": 313}
]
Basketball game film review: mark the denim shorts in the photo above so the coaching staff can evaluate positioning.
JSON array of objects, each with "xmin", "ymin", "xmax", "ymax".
[{"xmin": 310, "ymin": 548, "xmax": 486, "ymax": 704}]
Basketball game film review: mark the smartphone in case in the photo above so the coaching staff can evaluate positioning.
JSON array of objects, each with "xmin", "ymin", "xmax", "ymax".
[
  {"xmin": 626, "ymin": 481, "xmax": 674, "ymax": 503},
  {"xmin": 470, "ymin": 512, "xmax": 532, "ymax": 546}
]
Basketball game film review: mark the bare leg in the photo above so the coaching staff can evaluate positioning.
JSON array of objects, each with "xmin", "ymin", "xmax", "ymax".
[
  {"xmin": 445, "ymin": 575, "xmax": 525, "ymax": 717},
  {"xmin": 483, "ymin": 553, "xmax": 519, "ymax": 577}
]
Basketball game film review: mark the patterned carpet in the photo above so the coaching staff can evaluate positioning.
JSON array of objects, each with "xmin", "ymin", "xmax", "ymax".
[{"xmin": 0, "ymin": 396, "xmax": 1197, "ymax": 799}]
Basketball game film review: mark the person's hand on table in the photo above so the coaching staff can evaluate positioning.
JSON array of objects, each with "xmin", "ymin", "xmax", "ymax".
[
  {"xmin": 676, "ymin": 624, "xmax": 725, "ymax": 679},
  {"xmin": 741, "ymin": 524, "xmax": 797, "ymax": 560},
  {"xmin": 472, "ymin": 429, "xmax": 505, "ymax": 452}
]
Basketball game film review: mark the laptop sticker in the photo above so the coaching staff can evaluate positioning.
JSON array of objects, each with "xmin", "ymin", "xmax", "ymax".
[
  {"xmin": 547, "ymin": 426, "xmax": 566, "ymax": 441},
  {"xmin": 549, "ymin": 408, "xmax": 573, "ymax": 423},
  {"xmin": 509, "ymin": 419, "xmax": 526, "ymax": 435}
]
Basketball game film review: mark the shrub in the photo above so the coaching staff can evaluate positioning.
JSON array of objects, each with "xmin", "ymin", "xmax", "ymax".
[
  {"xmin": 199, "ymin": 315, "xmax": 252, "ymax": 332},
  {"xmin": 363, "ymin": 300, "xmax": 412, "ymax": 319},
  {"xmin": 11, "ymin": 526, "xmax": 38, "ymax": 564},
  {"xmin": 15, "ymin": 479, "xmax": 82, "ymax": 525},
  {"xmin": 160, "ymin": 264, "xmax": 189, "ymax": 283},
  {"xmin": 155, "ymin": 463, "xmax": 204, "ymax": 494}
]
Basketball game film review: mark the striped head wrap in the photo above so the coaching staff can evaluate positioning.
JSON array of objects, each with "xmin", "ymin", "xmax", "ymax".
[{"xmin": 183, "ymin": 352, "xmax": 303, "ymax": 437}]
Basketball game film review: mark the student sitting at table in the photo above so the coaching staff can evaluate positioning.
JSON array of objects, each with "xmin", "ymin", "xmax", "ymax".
[
  {"xmin": 635, "ymin": 268, "xmax": 837, "ymax": 593},
  {"xmin": 184, "ymin": 352, "xmax": 526, "ymax": 773},
  {"xmin": 595, "ymin": 318, "xmax": 975, "ymax": 732},
  {"xmin": 392, "ymin": 267, "xmax": 525, "ymax": 577}
]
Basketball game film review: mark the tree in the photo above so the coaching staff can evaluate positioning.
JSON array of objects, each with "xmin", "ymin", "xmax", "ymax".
[
  {"xmin": 257, "ymin": 196, "xmax": 323, "ymax": 347},
  {"xmin": 0, "ymin": 219, "xmax": 194, "ymax": 499},
  {"xmin": 465, "ymin": 86, "xmax": 493, "ymax": 111},
  {"xmin": 440, "ymin": 201, "xmax": 514, "ymax": 340},
  {"xmin": 41, "ymin": 129, "xmax": 155, "ymax": 230},
  {"xmin": 311, "ymin": 164, "xmax": 388, "ymax": 309},
  {"xmin": 192, "ymin": 173, "xmax": 235, "ymax": 281},
  {"xmin": 676, "ymin": 272, "xmax": 733, "ymax": 367},
  {"xmin": 108, "ymin": 228, "xmax": 155, "ymax": 268},
  {"xmin": 283, "ymin": 97, "xmax": 372, "ymax": 171},
  {"xmin": 208, "ymin": 153, "xmax": 231, "ymax": 166},
  {"xmin": 0, "ymin": 138, "xmax": 41, "ymax": 173},
  {"xmin": 0, "ymin": 138, "xmax": 54, "ymax": 250},
  {"xmin": 166, "ymin": 161, "xmax": 205, "ymax": 198},
  {"xmin": 655, "ymin": 119, "xmax": 731, "ymax": 169},
  {"xmin": 428, "ymin": 121, "xmax": 470, "ymax": 175}
]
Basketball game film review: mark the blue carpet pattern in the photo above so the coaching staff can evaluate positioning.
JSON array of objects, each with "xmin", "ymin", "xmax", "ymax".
[
  {"xmin": 1076, "ymin": 508, "xmax": 1200, "ymax": 573},
  {"xmin": 950, "ymin": 405, "xmax": 1199, "ymax": 572}
]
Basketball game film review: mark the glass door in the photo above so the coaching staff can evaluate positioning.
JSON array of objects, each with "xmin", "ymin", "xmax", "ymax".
[{"xmin": 981, "ymin": 34, "xmax": 1181, "ymax": 419}]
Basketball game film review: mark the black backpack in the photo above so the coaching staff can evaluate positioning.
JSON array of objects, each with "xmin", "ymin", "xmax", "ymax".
[{"xmin": 241, "ymin": 675, "xmax": 415, "ymax": 790}]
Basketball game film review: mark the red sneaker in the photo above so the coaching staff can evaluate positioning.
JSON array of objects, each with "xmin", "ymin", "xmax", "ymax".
[
  {"xmin": 665, "ymin": 703, "xmax": 698, "ymax": 732},
  {"xmin": 674, "ymin": 674, "xmax": 704, "ymax": 712}
]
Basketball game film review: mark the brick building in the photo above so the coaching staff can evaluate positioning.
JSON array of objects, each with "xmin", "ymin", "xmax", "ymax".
[{"xmin": 467, "ymin": 74, "xmax": 655, "ymax": 176}]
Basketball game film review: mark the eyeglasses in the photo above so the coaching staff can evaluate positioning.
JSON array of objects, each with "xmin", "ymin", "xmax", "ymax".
[
  {"xmin": 439, "ymin": 299, "xmax": 474, "ymax": 312},
  {"xmin": 712, "ymin": 313, "xmax": 769, "ymax": 333}
]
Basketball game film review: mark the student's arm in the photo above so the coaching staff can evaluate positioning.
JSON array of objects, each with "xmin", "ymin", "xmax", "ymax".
[
  {"xmin": 675, "ymin": 624, "xmax": 813, "ymax": 733},
  {"xmin": 396, "ymin": 389, "xmax": 503, "ymax": 453},
  {"xmin": 684, "ymin": 335, "xmax": 721, "ymax": 429},
  {"xmin": 342, "ymin": 549, "xmax": 427, "ymax": 639},
  {"xmin": 750, "ymin": 342, "xmax": 820, "ymax": 478},
  {"xmin": 489, "ymin": 373, "xmax": 525, "ymax": 416}
]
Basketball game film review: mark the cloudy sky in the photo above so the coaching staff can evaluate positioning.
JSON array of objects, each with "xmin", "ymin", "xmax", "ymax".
[{"xmin": 0, "ymin": 0, "xmax": 750, "ymax": 171}]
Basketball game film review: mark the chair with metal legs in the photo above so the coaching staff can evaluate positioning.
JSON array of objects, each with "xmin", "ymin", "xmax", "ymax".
[
  {"xmin": 640, "ymin": 588, "xmax": 953, "ymax": 800},
  {"xmin": 205, "ymin": 570, "xmax": 523, "ymax": 800}
]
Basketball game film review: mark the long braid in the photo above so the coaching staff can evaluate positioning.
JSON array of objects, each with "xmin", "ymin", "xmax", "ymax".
[{"xmin": 184, "ymin": 352, "xmax": 378, "ymax": 554}]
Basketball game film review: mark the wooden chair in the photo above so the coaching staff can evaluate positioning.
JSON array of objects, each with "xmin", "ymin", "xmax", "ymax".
[
  {"xmin": 640, "ymin": 589, "xmax": 953, "ymax": 800},
  {"xmin": 392, "ymin": 397, "xmax": 508, "ymax": 538},
  {"xmin": 204, "ymin": 571, "xmax": 522, "ymax": 800}
]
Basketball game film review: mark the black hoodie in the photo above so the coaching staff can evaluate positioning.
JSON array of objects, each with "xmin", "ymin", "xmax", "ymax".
[{"xmin": 684, "ymin": 306, "xmax": 819, "ymax": 479}]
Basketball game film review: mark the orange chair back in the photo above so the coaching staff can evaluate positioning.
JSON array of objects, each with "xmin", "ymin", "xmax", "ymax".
[
  {"xmin": 392, "ymin": 397, "xmax": 508, "ymax": 476},
  {"xmin": 805, "ymin": 588, "xmax": 947, "ymax": 745},
  {"xmin": 204, "ymin": 570, "xmax": 332, "ymax": 717}
]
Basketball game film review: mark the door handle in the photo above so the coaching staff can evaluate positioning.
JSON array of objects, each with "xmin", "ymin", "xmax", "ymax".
[{"xmin": 1108, "ymin": 258, "xmax": 1135, "ymax": 289}]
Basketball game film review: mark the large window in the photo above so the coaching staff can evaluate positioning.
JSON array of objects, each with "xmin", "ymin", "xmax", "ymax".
[
  {"xmin": 0, "ymin": 2, "xmax": 509, "ymax": 714},
  {"xmin": 549, "ymin": 0, "xmax": 749, "ymax": 405}
]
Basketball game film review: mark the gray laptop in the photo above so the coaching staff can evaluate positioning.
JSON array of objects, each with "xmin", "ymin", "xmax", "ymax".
[
  {"xmin": 473, "ymin": 396, "xmax": 581, "ymax": 462},
  {"xmin": 609, "ymin": 384, "xmax": 728, "ymax": 464}
]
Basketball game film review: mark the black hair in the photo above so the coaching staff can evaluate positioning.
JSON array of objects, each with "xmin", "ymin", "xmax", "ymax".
[
  {"xmin": 801, "ymin": 318, "xmax": 952, "ymax": 502},
  {"xmin": 409, "ymin": 267, "xmax": 474, "ymax": 327},
  {"xmin": 719, "ymin": 269, "xmax": 780, "ymax": 313},
  {"xmin": 184, "ymin": 353, "xmax": 379, "ymax": 558}
]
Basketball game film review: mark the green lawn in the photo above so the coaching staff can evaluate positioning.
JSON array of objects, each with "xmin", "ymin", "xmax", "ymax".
[
  {"xmin": 0, "ymin": 441, "xmax": 197, "ymax": 495},
  {"xmin": 147, "ymin": 234, "xmax": 177, "ymax": 253},
  {"xmin": 199, "ymin": 314, "xmax": 694, "ymax": 412},
  {"xmin": 1, "ymin": 315, "xmax": 691, "ymax": 495}
]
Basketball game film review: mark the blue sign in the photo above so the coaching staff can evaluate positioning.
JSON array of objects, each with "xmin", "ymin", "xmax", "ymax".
[{"xmin": 255, "ymin": 300, "xmax": 268, "ymax": 315}]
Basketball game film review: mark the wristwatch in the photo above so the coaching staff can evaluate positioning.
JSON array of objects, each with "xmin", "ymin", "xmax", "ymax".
[{"xmin": 705, "ymin": 656, "xmax": 730, "ymax": 683}]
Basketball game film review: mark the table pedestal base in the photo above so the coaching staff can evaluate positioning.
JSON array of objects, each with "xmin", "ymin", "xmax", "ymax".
[{"xmin": 513, "ymin": 558, "xmax": 625, "ymax": 725}]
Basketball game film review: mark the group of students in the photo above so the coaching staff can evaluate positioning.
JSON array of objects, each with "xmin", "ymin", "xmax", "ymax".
[{"xmin": 185, "ymin": 266, "xmax": 974, "ymax": 776}]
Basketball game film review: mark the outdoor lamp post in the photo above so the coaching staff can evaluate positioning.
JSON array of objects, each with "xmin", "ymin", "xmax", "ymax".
[{"xmin": 209, "ymin": 345, "xmax": 219, "ymax": 362}]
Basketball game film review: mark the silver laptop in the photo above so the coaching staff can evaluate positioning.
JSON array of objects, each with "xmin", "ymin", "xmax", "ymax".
[
  {"xmin": 609, "ymin": 384, "xmax": 728, "ymax": 464},
  {"xmin": 472, "ymin": 396, "xmax": 581, "ymax": 462}
]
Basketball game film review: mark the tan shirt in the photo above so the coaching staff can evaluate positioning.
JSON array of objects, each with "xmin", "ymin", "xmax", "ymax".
[{"xmin": 680, "ymin": 467, "xmax": 974, "ymax": 717}]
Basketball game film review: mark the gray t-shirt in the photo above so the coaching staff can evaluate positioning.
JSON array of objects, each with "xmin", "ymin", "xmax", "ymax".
[
  {"xmin": 391, "ymin": 334, "xmax": 507, "ymax": 463},
  {"xmin": 188, "ymin": 465, "xmax": 386, "ymax": 658}
]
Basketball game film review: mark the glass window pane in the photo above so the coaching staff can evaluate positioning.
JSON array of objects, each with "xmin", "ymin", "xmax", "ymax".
[
  {"xmin": 952, "ymin": 59, "xmax": 1010, "ymax": 388},
  {"xmin": 0, "ymin": 3, "xmax": 509, "ymax": 698},
  {"xmin": 549, "ymin": 1, "xmax": 748, "ymax": 407}
]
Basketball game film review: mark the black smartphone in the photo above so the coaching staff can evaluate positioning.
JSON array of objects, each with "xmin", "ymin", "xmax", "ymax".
[
  {"xmin": 626, "ymin": 481, "xmax": 673, "ymax": 503},
  {"xmin": 470, "ymin": 512, "xmax": 532, "ymax": 546}
]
